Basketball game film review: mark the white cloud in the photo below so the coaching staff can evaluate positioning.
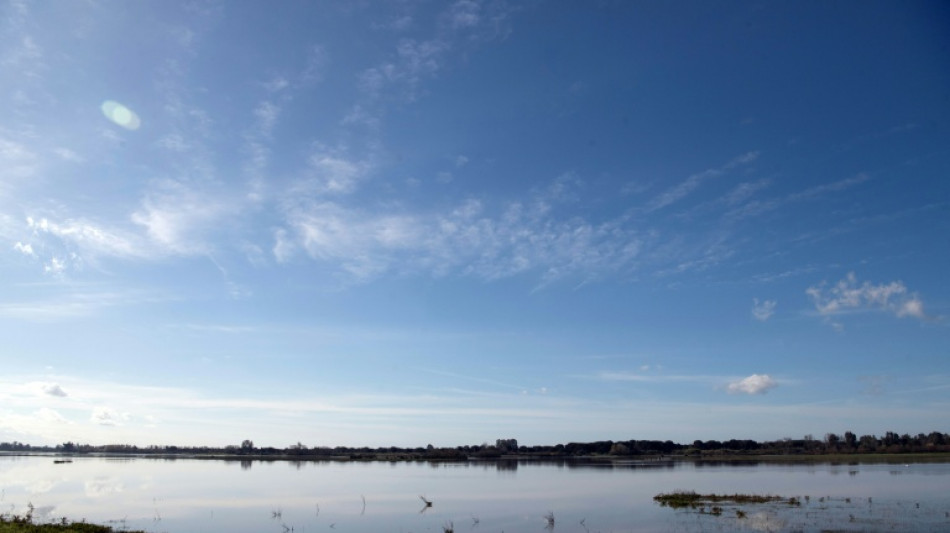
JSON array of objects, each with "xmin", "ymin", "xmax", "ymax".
[
  {"xmin": 726, "ymin": 374, "xmax": 777, "ymax": 395},
  {"xmin": 262, "ymin": 76, "xmax": 289, "ymax": 92},
  {"xmin": 396, "ymin": 38, "xmax": 446, "ymax": 86},
  {"xmin": 156, "ymin": 134, "xmax": 190, "ymax": 152},
  {"xmin": 358, "ymin": 37, "xmax": 447, "ymax": 100},
  {"xmin": 447, "ymin": 0, "xmax": 481, "ymax": 29},
  {"xmin": 300, "ymin": 45, "xmax": 328, "ymax": 84},
  {"xmin": 382, "ymin": 15, "xmax": 413, "ymax": 31},
  {"xmin": 253, "ymin": 101, "xmax": 280, "ymax": 137},
  {"xmin": 42, "ymin": 383, "xmax": 68, "ymax": 397},
  {"xmin": 2, "ymin": 373, "xmax": 947, "ymax": 448},
  {"xmin": 897, "ymin": 297, "xmax": 925, "ymax": 319},
  {"xmin": 91, "ymin": 407, "xmax": 128, "ymax": 426},
  {"xmin": 341, "ymin": 104, "xmax": 381, "ymax": 130},
  {"xmin": 14, "ymin": 241, "xmax": 34, "ymax": 255},
  {"xmin": 439, "ymin": 0, "xmax": 514, "ymax": 41},
  {"xmin": 283, "ymin": 190, "xmax": 642, "ymax": 285},
  {"xmin": 1, "ymin": 35, "xmax": 43, "ymax": 73},
  {"xmin": 752, "ymin": 298, "xmax": 776, "ymax": 321},
  {"xmin": 28, "ymin": 216, "xmax": 146, "ymax": 261},
  {"xmin": 52, "ymin": 147, "xmax": 83, "ymax": 162},
  {"xmin": 806, "ymin": 272, "xmax": 927, "ymax": 321},
  {"xmin": 302, "ymin": 144, "xmax": 372, "ymax": 194},
  {"xmin": 35, "ymin": 408, "xmax": 68, "ymax": 424},
  {"xmin": 272, "ymin": 228, "xmax": 296, "ymax": 263},
  {"xmin": 44, "ymin": 256, "xmax": 65, "ymax": 274},
  {"xmin": 0, "ymin": 136, "xmax": 38, "ymax": 180},
  {"xmin": 131, "ymin": 180, "xmax": 238, "ymax": 255},
  {"xmin": 455, "ymin": 155, "xmax": 469, "ymax": 167}
]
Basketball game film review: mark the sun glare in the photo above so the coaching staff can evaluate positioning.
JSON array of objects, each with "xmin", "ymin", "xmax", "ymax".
[{"xmin": 100, "ymin": 100, "xmax": 141, "ymax": 130}]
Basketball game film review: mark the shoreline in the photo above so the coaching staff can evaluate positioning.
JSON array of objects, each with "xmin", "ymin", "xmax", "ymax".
[{"xmin": 4, "ymin": 450, "xmax": 949, "ymax": 464}]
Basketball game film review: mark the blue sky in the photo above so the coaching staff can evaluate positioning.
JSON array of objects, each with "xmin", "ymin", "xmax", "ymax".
[{"xmin": 2, "ymin": 0, "xmax": 948, "ymax": 448}]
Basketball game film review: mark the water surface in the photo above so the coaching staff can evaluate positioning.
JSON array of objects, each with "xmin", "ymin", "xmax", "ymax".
[{"xmin": 2, "ymin": 455, "xmax": 949, "ymax": 532}]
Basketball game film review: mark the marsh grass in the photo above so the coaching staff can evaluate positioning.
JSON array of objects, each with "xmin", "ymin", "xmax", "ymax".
[
  {"xmin": 657, "ymin": 490, "xmax": 950, "ymax": 532},
  {"xmin": 0, "ymin": 513, "xmax": 146, "ymax": 533},
  {"xmin": 653, "ymin": 491, "xmax": 786, "ymax": 508}
]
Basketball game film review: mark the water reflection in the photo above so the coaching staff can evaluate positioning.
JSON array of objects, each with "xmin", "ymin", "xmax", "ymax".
[{"xmin": 0, "ymin": 456, "xmax": 947, "ymax": 533}]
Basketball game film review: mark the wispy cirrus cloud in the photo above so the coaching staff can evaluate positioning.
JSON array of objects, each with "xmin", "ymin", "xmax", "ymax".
[
  {"xmin": 722, "ymin": 173, "xmax": 870, "ymax": 225},
  {"xmin": 299, "ymin": 143, "xmax": 374, "ymax": 195},
  {"xmin": 806, "ymin": 272, "xmax": 927, "ymax": 322},
  {"xmin": 0, "ymin": 284, "xmax": 166, "ymax": 321},
  {"xmin": 253, "ymin": 101, "xmax": 280, "ymax": 138},
  {"xmin": 280, "ymin": 188, "xmax": 642, "ymax": 285},
  {"xmin": 27, "ymin": 216, "xmax": 147, "ymax": 262},
  {"xmin": 0, "ymin": 135, "xmax": 38, "ymax": 182},
  {"xmin": 595, "ymin": 371, "xmax": 721, "ymax": 384},
  {"xmin": 357, "ymin": 0, "xmax": 512, "ymax": 106},
  {"xmin": 445, "ymin": 0, "xmax": 481, "ymax": 29},
  {"xmin": 646, "ymin": 151, "xmax": 759, "ymax": 212},
  {"xmin": 131, "ymin": 180, "xmax": 243, "ymax": 256},
  {"xmin": 787, "ymin": 173, "xmax": 869, "ymax": 202}
]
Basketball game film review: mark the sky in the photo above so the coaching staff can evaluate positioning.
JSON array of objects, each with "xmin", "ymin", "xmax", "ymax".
[{"xmin": 1, "ymin": 0, "xmax": 949, "ymax": 449}]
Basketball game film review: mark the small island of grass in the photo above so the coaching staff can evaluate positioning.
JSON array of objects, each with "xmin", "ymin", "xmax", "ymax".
[
  {"xmin": 0, "ymin": 515, "xmax": 146, "ymax": 533},
  {"xmin": 654, "ymin": 490, "xmax": 794, "ymax": 509}
]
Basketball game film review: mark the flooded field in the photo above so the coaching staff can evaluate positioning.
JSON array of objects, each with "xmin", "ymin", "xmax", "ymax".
[{"xmin": 2, "ymin": 455, "xmax": 949, "ymax": 532}]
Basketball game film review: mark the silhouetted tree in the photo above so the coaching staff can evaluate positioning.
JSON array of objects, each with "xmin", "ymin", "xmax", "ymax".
[{"xmin": 844, "ymin": 431, "xmax": 857, "ymax": 449}]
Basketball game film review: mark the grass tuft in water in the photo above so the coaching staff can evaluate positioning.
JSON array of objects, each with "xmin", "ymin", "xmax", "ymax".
[{"xmin": 654, "ymin": 491, "xmax": 787, "ymax": 509}]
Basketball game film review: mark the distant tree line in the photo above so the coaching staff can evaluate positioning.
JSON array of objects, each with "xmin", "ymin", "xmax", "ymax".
[{"xmin": 1, "ymin": 430, "xmax": 948, "ymax": 459}]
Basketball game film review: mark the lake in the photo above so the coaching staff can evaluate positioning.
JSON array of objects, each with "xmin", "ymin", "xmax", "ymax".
[{"xmin": 2, "ymin": 455, "xmax": 949, "ymax": 532}]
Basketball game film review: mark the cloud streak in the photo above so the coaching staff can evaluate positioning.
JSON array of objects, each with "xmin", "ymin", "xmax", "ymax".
[{"xmin": 646, "ymin": 152, "xmax": 759, "ymax": 212}]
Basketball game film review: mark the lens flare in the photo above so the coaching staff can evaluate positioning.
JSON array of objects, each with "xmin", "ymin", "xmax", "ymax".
[{"xmin": 101, "ymin": 100, "xmax": 141, "ymax": 130}]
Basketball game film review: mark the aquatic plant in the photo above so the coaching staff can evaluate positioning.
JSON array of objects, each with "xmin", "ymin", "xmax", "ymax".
[{"xmin": 654, "ymin": 491, "xmax": 786, "ymax": 508}]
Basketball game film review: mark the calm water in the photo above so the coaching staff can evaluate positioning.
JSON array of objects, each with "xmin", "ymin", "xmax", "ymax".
[{"xmin": 2, "ymin": 455, "xmax": 949, "ymax": 532}]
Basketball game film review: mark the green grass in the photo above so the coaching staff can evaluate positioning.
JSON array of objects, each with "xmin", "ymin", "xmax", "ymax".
[
  {"xmin": 654, "ymin": 490, "xmax": 789, "ymax": 509},
  {"xmin": 0, "ymin": 516, "xmax": 146, "ymax": 533}
]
